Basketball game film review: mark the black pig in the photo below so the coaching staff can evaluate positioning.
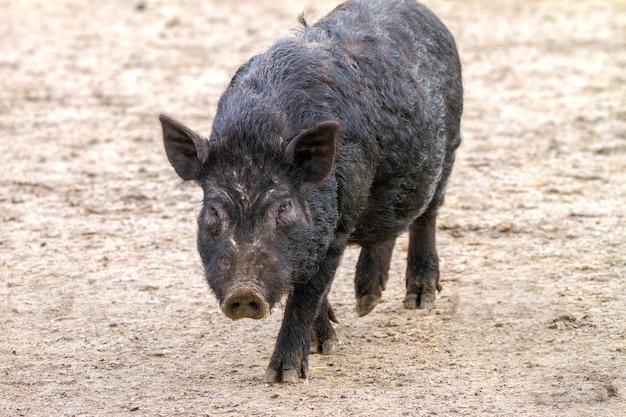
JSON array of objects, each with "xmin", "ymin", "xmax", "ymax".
[{"xmin": 160, "ymin": 0, "xmax": 462, "ymax": 383}]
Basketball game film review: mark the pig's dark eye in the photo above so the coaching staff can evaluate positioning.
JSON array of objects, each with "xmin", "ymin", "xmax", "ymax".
[
  {"xmin": 202, "ymin": 206, "xmax": 223, "ymax": 235},
  {"xmin": 205, "ymin": 206, "xmax": 221, "ymax": 224},
  {"xmin": 276, "ymin": 201, "xmax": 291, "ymax": 221}
]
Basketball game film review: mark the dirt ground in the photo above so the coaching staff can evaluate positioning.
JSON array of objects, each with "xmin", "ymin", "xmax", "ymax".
[{"xmin": 1, "ymin": 0, "xmax": 624, "ymax": 416}]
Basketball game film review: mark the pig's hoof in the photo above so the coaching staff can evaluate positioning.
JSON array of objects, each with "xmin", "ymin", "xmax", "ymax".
[
  {"xmin": 403, "ymin": 291, "xmax": 436, "ymax": 310},
  {"xmin": 321, "ymin": 336, "xmax": 338, "ymax": 354},
  {"xmin": 310, "ymin": 334, "xmax": 338, "ymax": 354},
  {"xmin": 356, "ymin": 294, "xmax": 381, "ymax": 317},
  {"xmin": 264, "ymin": 367, "xmax": 305, "ymax": 384}
]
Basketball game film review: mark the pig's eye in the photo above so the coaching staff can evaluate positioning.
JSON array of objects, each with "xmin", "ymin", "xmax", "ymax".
[
  {"xmin": 205, "ymin": 206, "xmax": 220, "ymax": 223},
  {"xmin": 200, "ymin": 205, "xmax": 222, "ymax": 236},
  {"xmin": 276, "ymin": 201, "xmax": 291, "ymax": 221}
]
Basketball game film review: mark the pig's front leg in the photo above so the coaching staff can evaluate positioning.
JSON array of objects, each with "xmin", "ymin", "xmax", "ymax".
[{"xmin": 265, "ymin": 239, "xmax": 345, "ymax": 383}]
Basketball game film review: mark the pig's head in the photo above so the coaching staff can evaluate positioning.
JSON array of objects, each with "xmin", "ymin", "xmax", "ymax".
[{"xmin": 159, "ymin": 114, "xmax": 340, "ymax": 320}]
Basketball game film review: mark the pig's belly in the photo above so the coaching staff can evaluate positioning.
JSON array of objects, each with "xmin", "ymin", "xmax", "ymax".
[{"xmin": 348, "ymin": 189, "xmax": 433, "ymax": 246}]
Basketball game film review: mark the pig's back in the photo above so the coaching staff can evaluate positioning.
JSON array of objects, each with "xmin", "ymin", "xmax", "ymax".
[{"xmin": 309, "ymin": 0, "xmax": 463, "ymax": 242}]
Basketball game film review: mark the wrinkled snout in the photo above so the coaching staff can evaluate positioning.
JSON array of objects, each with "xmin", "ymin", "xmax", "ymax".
[{"xmin": 221, "ymin": 286, "xmax": 270, "ymax": 320}]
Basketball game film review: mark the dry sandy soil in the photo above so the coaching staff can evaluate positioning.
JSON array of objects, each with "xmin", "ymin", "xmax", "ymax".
[{"xmin": 1, "ymin": 0, "xmax": 625, "ymax": 416}]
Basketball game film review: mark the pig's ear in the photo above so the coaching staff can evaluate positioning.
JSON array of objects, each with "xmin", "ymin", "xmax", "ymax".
[
  {"xmin": 286, "ymin": 120, "xmax": 340, "ymax": 183},
  {"xmin": 159, "ymin": 114, "xmax": 210, "ymax": 181}
]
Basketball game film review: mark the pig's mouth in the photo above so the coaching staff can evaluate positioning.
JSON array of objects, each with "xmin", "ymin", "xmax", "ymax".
[{"xmin": 220, "ymin": 286, "xmax": 270, "ymax": 320}]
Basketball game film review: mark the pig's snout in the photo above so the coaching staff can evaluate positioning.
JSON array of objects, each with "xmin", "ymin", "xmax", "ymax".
[{"xmin": 221, "ymin": 287, "xmax": 269, "ymax": 320}]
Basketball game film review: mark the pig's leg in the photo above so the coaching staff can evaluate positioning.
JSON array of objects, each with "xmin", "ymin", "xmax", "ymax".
[
  {"xmin": 310, "ymin": 296, "xmax": 338, "ymax": 354},
  {"xmin": 404, "ymin": 132, "xmax": 459, "ymax": 309},
  {"xmin": 265, "ymin": 238, "xmax": 345, "ymax": 383},
  {"xmin": 403, "ymin": 211, "xmax": 441, "ymax": 309},
  {"xmin": 354, "ymin": 237, "xmax": 396, "ymax": 316}
]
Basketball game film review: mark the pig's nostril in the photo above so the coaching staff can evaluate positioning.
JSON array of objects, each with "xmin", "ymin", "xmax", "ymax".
[{"xmin": 249, "ymin": 301, "xmax": 258, "ymax": 309}]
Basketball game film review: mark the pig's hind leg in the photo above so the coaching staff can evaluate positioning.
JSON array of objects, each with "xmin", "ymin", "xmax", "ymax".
[
  {"xmin": 404, "ymin": 130, "xmax": 459, "ymax": 309},
  {"xmin": 354, "ymin": 237, "xmax": 396, "ymax": 316},
  {"xmin": 403, "ymin": 210, "xmax": 442, "ymax": 310}
]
